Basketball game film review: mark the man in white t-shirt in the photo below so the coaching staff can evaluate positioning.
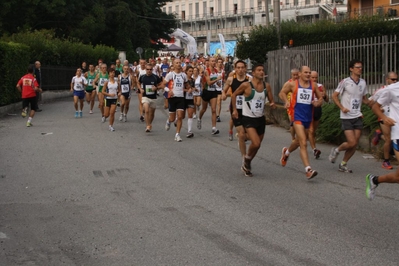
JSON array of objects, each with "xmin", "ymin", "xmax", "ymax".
[
  {"xmin": 163, "ymin": 58, "xmax": 188, "ymax": 142},
  {"xmin": 366, "ymin": 80, "xmax": 399, "ymax": 200},
  {"xmin": 329, "ymin": 59, "xmax": 371, "ymax": 173}
]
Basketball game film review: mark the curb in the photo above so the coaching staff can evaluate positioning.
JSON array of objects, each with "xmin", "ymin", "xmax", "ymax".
[{"xmin": 0, "ymin": 90, "xmax": 72, "ymax": 117}]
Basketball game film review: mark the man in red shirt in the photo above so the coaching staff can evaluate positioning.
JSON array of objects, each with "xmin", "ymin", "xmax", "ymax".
[{"xmin": 16, "ymin": 64, "xmax": 41, "ymax": 127}]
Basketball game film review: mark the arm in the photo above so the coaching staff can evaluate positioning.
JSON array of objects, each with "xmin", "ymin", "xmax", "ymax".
[
  {"xmin": 332, "ymin": 91, "xmax": 349, "ymax": 113},
  {"xmin": 93, "ymin": 73, "xmax": 100, "ymax": 88},
  {"xmin": 313, "ymin": 83, "xmax": 324, "ymax": 107},
  {"xmin": 279, "ymin": 81, "xmax": 293, "ymax": 109},
  {"xmin": 266, "ymin": 83, "xmax": 276, "ymax": 109},
  {"xmin": 320, "ymin": 85, "xmax": 329, "ymax": 102},
  {"xmin": 231, "ymin": 82, "xmax": 249, "ymax": 119},
  {"xmin": 204, "ymin": 69, "xmax": 222, "ymax": 86},
  {"xmin": 221, "ymin": 76, "xmax": 233, "ymax": 100},
  {"xmin": 372, "ymin": 102, "xmax": 395, "ymax": 126},
  {"xmin": 101, "ymin": 81, "xmax": 112, "ymax": 97}
]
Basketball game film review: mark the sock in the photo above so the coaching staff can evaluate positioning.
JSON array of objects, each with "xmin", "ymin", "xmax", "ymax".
[
  {"xmin": 212, "ymin": 127, "xmax": 216, "ymax": 130},
  {"xmin": 305, "ymin": 166, "xmax": 311, "ymax": 172},
  {"xmin": 166, "ymin": 119, "xmax": 170, "ymax": 124},
  {"xmin": 341, "ymin": 161, "xmax": 347, "ymax": 166},
  {"xmin": 373, "ymin": 176, "xmax": 379, "ymax": 185},
  {"xmin": 335, "ymin": 148, "xmax": 340, "ymax": 153},
  {"xmin": 313, "ymin": 148, "xmax": 316, "ymax": 151},
  {"xmin": 28, "ymin": 117, "xmax": 32, "ymax": 122},
  {"xmin": 188, "ymin": 118, "xmax": 193, "ymax": 132},
  {"xmin": 285, "ymin": 150, "xmax": 290, "ymax": 156},
  {"xmin": 245, "ymin": 155, "xmax": 252, "ymax": 160},
  {"xmin": 229, "ymin": 130, "xmax": 233, "ymax": 134},
  {"xmin": 175, "ymin": 133, "xmax": 179, "ymax": 137},
  {"xmin": 384, "ymin": 159, "xmax": 389, "ymax": 162}
]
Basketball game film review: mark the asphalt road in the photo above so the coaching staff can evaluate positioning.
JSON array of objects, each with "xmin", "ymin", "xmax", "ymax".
[{"xmin": 1, "ymin": 95, "xmax": 398, "ymax": 266}]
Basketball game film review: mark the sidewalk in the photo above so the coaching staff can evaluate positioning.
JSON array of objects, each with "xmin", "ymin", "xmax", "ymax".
[{"xmin": 0, "ymin": 90, "xmax": 72, "ymax": 117}]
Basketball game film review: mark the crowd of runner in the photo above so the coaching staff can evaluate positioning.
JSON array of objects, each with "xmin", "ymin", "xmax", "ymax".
[{"xmin": 16, "ymin": 55, "xmax": 399, "ymax": 201}]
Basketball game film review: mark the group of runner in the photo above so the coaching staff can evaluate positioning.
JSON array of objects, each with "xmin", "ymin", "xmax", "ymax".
[{"xmin": 17, "ymin": 56, "xmax": 399, "ymax": 200}]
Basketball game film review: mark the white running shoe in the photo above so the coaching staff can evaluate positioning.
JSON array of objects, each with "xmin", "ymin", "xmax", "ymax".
[
  {"xmin": 109, "ymin": 126, "xmax": 115, "ymax": 132},
  {"xmin": 175, "ymin": 134, "xmax": 182, "ymax": 142},
  {"xmin": 119, "ymin": 114, "xmax": 123, "ymax": 121}
]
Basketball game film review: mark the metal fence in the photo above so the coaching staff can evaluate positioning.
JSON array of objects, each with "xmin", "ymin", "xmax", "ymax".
[
  {"xmin": 267, "ymin": 35, "xmax": 399, "ymax": 103},
  {"xmin": 41, "ymin": 65, "xmax": 76, "ymax": 91}
]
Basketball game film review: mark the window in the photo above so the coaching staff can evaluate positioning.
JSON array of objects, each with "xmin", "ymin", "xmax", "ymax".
[
  {"xmin": 182, "ymin": 11, "xmax": 185, "ymax": 20},
  {"xmin": 189, "ymin": 3, "xmax": 192, "ymax": 18},
  {"xmin": 203, "ymin": 2, "xmax": 207, "ymax": 15},
  {"xmin": 234, "ymin": 4, "xmax": 238, "ymax": 14},
  {"xmin": 168, "ymin": 6, "xmax": 172, "ymax": 14},
  {"xmin": 175, "ymin": 5, "xmax": 179, "ymax": 15},
  {"xmin": 294, "ymin": 0, "xmax": 298, "ymax": 5},
  {"xmin": 210, "ymin": 7, "xmax": 214, "ymax": 16},
  {"xmin": 392, "ymin": 0, "xmax": 399, "ymax": 4},
  {"xmin": 305, "ymin": 0, "xmax": 310, "ymax": 4},
  {"xmin": 195, "ymin": 3, "xmax": 199, "ymax": 17}
]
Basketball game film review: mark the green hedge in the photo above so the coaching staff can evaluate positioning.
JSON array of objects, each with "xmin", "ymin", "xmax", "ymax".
[{"xmin": 0, "ymin": 41, "xmax": 30, "ymax": 106}]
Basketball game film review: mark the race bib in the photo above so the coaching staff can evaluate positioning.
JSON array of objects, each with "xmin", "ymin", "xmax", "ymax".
[
  {"xmin": 145, "ymin": 85, "xmax": 154, "ymax": 95},
  {"xmin": 351, "ymin": 98, "xmax": 360, "ymax": 112},
  {"xmin": 236, "ymin": 95, "xmax": 244, "ymax": 109},
  {"xmin": 99, "ymin": 78, "xmax": 106, "ymax": 86},
  {"xmin": 75, "ymin": 83, "xmax": 83, "ymax": 90},
  {"xmin": 121, "ymin": 84, "xmax": 129, "ymax": 93},
  {"xmin": 88, "ymin": 79, "xmax": 93, "ymax": 86},
  {"xmin": 297, "ymin": 89, "xmax": 312, "ymax": 104},
  {"xmin": 250, "ymin": 99, "xmax": 264, "ymax": 116}
]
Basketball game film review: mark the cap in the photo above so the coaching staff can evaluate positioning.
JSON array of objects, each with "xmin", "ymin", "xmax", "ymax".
[
  {"xmin": 157, "ymin": 57, "xmax": 161, "ymax": 60},
  {"xmin": 185, "ymin": 59, "xmax": 190, "ymax": 63}
]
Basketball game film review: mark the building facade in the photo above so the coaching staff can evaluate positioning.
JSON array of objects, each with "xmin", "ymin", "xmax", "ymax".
[{"xmin": 163, "ymin": 0, "xmax": 347, "ymax": 54}]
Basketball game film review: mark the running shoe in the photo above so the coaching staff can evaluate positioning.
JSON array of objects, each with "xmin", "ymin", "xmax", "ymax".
[
  {"xmin": 21, "ymin": 108, "xmax": 27, "ymax": 118},
  {"xmin": 280, "ymin": 147, "xmax": 289, "ymax": 167},
  {"xmin": 26, "ymin": 121, "xmax": 32, "ymax": 127},
  {"xmin": 365, "ymin": 174, "xmax": 378, "ymax": 200},
  {"xmin": 313, "ymin": 149, "xmax": 321, "ymax": 159},
  {"xmin": 306, "ymin": 169, "xmax": 318, "ymax": 179},
  {"xmin": 329, "ymin": 147, "xmax": 339, "ymax": 163},
  {"xmin": 372, "ymin": 129, "xmax": 382, "ymax": 146},
  {"xmin": 145, "ymin": 127, "xmax": 151, "ymax": 133},
  {"xmin": 75, "ymin": 111, "xmax": 79, "ymax": 118},
  {"xmin": 338, "ymin": 163, "xmax": 353, "ymax": 173},
  {"xmin": 165, "ymin": 120, "xmax": 171, "ymax": 131},
  {"xmin": 79, "ymin": 111, "xmax": 82, "ymax": 118},
  {"xmin": 101, "ymin": 117, "xmax": 105, "ymax": 123},
  {"xmin": 186, "ymin": 132, "xmax": 194, "ymax": 138},
  {"xmin": 243, "ymin": 158, "xmax": 251, "ymax": 171},
  {"xmin": 109, "ymin": 126, "xmax": 115, "ymax": 132},
  {"xmin": 175, "ymin": 134, "xmax": 182, "ymax": 142},
  {"xmin": 241, "ymin": 165, "xmax": 253, "ymax": 177},
  {"xmin": 382, "ymin": 161, "xmax": 393, "ymax": 170},
  {"xmin": 124, "ymin": 115, "xmax": 127, "ymax": 122},
  {"xmin": 212, "ymin": 128, "xmax": 220, "ymax": 135},
  {"xmin": 197, "ymin": 119, "xmax": 202, "ymax": 130},
  {"xmin": 228, "ymin": 131, "xmax": 233, "ymax": 141},
  {"xmin": 193, "ymin": 114, "xmax": 197, "ymax": 119},
  {"xmin": 140, "ymin": 115, "xmax": 145, "ymax": 122},
  {"xmin": 119, "ymin": 114, "xmax": 123, "ymax": 121},
  {"xmin": 89, "ymin": 110, "xmax": 93, "ymax": 114},
  {"xmin": 216, "ymin": 116, "xmax": 221, "ymax": 122}
]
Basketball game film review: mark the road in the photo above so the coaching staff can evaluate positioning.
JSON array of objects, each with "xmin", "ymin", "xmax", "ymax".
[{"xmin": 1, "ymin": 95, "xmax": 398, "ymax": 266}]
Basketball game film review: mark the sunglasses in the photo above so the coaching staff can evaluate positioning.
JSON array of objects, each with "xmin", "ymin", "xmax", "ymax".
[
  {"xmin": 146, "ymin": 68, "xmax": 152, "ymax": 70},
  {"xmin": 390, "ymin": 78, "xmax": 398, "ymax": 81}
]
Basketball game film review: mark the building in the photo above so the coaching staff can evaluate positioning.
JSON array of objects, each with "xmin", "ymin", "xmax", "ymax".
[
  {"xmin": 162, "ymin": 0, "xmax": 347, "ymax": 54},
  {"xmin": 347, "ymin": 0, "xmax": 399, "ymax": 17}
]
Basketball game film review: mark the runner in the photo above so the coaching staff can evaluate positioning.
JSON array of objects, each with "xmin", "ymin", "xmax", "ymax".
[
  {"xmin": 369, "ymin": 72, "xmax": 398, "ymax": 169},
  {"xmin": 286, "ymin": 68, "xmax": 299, "ymax": 141},
  {"xmin": 329, "ymin": 59, "xmax": 371, "ymax": 173},
  {"xmin": 138, "ymin": 63, "xmax": 163, "ymax": 132},
  {"xmin": 192, "ymin": 66, "xmax": 202, "ymax": 119},
  {"xmin": 16, "ymin": 64, "xmax": 41, "ymax": 127},
  {"xmin": 279, "ymin": 66, "xmax": 324, "ymax": 179},
  {"xmin": 70, "ymin": 68, "xmax": 88, "ymax": 118},
  {"xmin": 222, "ymin": 60, "xmax": 251, "ymax": 157},
  {"xmin": 136, "ymin": 59, "xmax": 147, "ymax": 122},
  {"xmin": 216, "ymin": 57, "xmax": 225, "ymax": 122},
  {"xmin": 308, "ymin": 70, "xmax": 328, "ymax": 159},
  {"xmin": 231, "ymin": 63, "xmax": 276, "ymax": 177},
  {"xmin": 84, "ymin": 64, "xmax": 96, "ymax": 114},
  {"xmin": 93, "ymin": 63, "xmax": 108, "ymax": 122},
  {"xmin": 366, "ymin": 81, "xmax": 399, "ymax": 200},
  {"xmin": 102, "ymin": 68, "xmax": 119, "ymax": 131},
  {"xmin": 184, "ymin": 66, "xmax": 196, "ymax": 138},
  {"xmin": 163, "ymin": 58, "xmax": 188, "ymax": 142},
  {"xmin": 118, "ymin": 65, "xmax": 133, "ymax": 122},
  {"xmin": 198, "ymin": 57, "xmax": 222, "ymax": 135}
]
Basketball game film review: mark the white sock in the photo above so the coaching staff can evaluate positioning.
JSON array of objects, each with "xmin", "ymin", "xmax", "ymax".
[
  {"xmin": 335, "ymin": 148, "xmax": 339, "ymax": 153},
  {"xmin": 305, "ymin": 166, "xmax": 311, "ymax": 172},
  {"xmin": 188, "ymin": 118, "xmax": 193, "ymax": 132},
  {"xmin": 285, "ymin": 150, "xmax": 290, "ymax": 156},
  {"xmin": 212, "ymin": 126, "xmax": 216, "ymax": 130},
  {"xmin": 28, "ymin": 117, "xmax": 32, "ymax": 122}
]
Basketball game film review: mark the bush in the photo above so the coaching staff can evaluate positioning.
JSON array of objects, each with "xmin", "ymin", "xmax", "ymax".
[{"xmin": 0, "ymin": 41, "xmax": 30, "ymax": 106}]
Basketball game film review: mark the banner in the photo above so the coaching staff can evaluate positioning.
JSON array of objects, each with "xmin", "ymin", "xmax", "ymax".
[
  {"xmin": 171, "ymin": 28, "xmax": 198, "ymax": 55},
  {"xmin": 217, "ymin": 34, "xmax": 226, "ymax": 57},
  {"xmin": 209, "ymin": 41, "xmax": 237, "ymax": 57}
]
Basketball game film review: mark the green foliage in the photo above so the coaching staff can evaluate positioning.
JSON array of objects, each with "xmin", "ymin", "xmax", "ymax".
[
  {"xmin": 237, "ymin": 16, "xmax": 399, "ymax": 64},
  {"xmin": 0, "ymin": 41, "xmax": 30, "ymax": 106},
  {"xmin": 1, "ymin": 30, "xmax": 118, "ymax": 66},
  {"xmin": 316, "ymin": 102, "xmax": 379, "ymax": 144}
]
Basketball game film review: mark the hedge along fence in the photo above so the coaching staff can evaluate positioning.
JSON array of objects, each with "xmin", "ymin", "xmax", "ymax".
[
  {"xmin": 1, "ymin": 29, "xmax": 119, "ymax": 67},
  {"xmin": 0, "ymin": 42, "xmax": 30, "ymax": 106},
  {"xmin": 0, "ymin": 30, "xmax": 120, "ymax": 106}
]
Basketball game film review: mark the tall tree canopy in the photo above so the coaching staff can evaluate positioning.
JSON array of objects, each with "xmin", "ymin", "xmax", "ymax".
[{"xmin": 0, "ymin": 0, "xmax": 177, "ymax": 51}]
